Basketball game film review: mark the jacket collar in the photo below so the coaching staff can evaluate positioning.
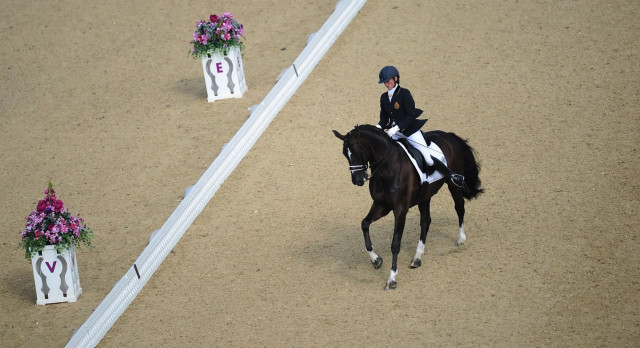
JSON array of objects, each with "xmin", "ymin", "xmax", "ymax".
[{"xmin": 388, "ymin": 84, "xmax": 399, "ymax": 97}]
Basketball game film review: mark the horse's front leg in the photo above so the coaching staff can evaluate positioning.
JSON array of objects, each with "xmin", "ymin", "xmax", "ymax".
[
  {"xmin": 385, "ymin": 208, "xmax": 408, "ymax": 290},
  {"xmin": 411, "ymin": 198, "xmax": 432, "ymax": 269},
  {"xmin": 362, "ymin": 203, "xmax": 390, "ymax": 269}
]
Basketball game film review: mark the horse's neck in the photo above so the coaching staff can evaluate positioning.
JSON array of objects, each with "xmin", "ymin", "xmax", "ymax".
[{"xmin": 363, "ymin": 132, "xmax": 391, "ymax": 164}]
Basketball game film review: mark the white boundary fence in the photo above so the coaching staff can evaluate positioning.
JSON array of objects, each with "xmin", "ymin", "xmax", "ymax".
[{"xmin": 66, "ymin": 1, "xmax": 366, "ymax": 346}]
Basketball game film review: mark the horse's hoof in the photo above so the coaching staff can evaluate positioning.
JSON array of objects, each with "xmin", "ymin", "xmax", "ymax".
[
  {"xmin": 410, "ymin": 258, "xmax": 421, "ymax": 268},
  {"xmin": 372, "ymin": 256, "xmax": 383, "ymax": 269},
  {"xmin": 456, "ymin": 240, "xmax": 465, "ymax": 247},
  {"xmin": 384, "ymin": 280, "xmax": 397, "ymax": 290}
]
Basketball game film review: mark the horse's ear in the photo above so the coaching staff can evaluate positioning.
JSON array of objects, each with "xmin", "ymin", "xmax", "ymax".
[{"xmin": 332, "ymin": 130, "xmax": 345, "ymax": 140}]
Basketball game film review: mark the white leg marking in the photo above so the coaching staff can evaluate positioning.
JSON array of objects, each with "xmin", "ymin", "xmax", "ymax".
[
  {"xmin": 456, "ymin": 223, "xmax": 466, "ymax": 246},
  {"xmin": 413, "ymin": 240, "xmax": 425, "ymax": 260},
  {"xmin": 367, "ymin": 249, "xmax": 379, "ymax": 263},
  {"xmin": 388, "ymin": 269, "xmax": 398, "ymax": 283}
]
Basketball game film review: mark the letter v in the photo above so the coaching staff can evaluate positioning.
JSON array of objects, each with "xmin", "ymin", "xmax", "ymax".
[{"xmin": 46, "ymin": 261, "xmax": 57, "ymax": 273}]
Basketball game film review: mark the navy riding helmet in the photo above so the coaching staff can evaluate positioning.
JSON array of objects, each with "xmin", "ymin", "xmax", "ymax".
[{"xmin": 378, "ymin": 66, "xmax": 400, "ymax": 84}]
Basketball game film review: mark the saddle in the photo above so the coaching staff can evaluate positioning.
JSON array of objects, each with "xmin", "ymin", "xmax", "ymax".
[{"xmin": 397, "ymin": 138, "xmax": 435, "ymax": 176}]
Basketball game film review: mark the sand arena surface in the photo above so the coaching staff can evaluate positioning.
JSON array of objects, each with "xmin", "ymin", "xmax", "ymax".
[{"xmin": 1, "ymin": 1, "xmax": 639, "ymax": 346}]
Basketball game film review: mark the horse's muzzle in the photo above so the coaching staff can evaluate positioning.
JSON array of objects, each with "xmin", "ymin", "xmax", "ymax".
[{"xmin": 352, "ymin": 172, "xmax": 369, "ymax": 186}]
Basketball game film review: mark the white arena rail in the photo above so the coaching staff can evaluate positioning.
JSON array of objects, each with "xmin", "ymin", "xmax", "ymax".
[{"xmin": 66, "ymin": 1, "xmax": 367, "ymax": 347}]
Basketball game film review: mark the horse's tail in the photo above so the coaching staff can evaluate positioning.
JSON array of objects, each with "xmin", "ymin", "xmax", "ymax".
[{"xmin": 448, "ymin": 132, "xmax": 484, "ymax": 200}]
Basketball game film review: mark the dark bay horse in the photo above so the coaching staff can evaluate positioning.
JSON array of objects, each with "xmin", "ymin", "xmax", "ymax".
[{"xmin": 333, "ymin": 125, "xmax": 483, "ymax": 290}]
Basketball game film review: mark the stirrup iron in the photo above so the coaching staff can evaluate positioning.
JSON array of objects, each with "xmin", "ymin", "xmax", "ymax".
[{"xmin": 449, "ymin": 173, "xmax": 466, "ymax": 188}]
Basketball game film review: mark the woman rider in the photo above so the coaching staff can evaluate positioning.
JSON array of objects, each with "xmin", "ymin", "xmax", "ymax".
[{"xmin": 376, "ymin": 65, "xmax": 465, "ymax": 188}]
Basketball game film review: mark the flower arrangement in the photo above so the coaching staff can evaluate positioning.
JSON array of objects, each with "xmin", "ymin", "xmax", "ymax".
[
  {"xmin": 19, "ymin": 182, "xmax": 94, "ymax": 259},
  {"xmin": 190, "ymin": 12, "xmax": 245, "ymax": 58}
]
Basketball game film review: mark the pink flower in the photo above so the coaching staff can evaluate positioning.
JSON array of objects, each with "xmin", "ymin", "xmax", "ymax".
[
  {"xmin": 36, "ymin": 200, "xmax": 47, "ymax": 212},
  {"xmin": 197, "ymin": 34, "xmax": 208, "ymax": 45},
  {"xmin": 221, "ymin": 20, "xmax": 232, "ymax": 31},
  {"xmin": 34, "ymin": 213, "xmax": 44, "ymax": 225},
  {"xmin": 190, "ymin": 12, "xmax": 243, "ymax": 59},
  {"xmin": 20, "ymin": 183, "xmax": 94, "ymax": 259},
  {"xmin": 53, "ymin": 199, "xmax": 64, "ymax": 212}
]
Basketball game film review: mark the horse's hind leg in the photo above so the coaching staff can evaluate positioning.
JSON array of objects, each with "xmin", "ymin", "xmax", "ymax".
[
  {"xmin": 362, "ymin": 203, "xmax": 390, "ymax": 269},
  {"xmin": 411, "ymin": 198, "xmax": 432, "ymax": 268},
  {"xmin": 448, "ymin": 185, "xmax": 466, "ymax": 246}
]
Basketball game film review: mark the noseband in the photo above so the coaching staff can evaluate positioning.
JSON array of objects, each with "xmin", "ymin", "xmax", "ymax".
[{"xmin": 349, "ymin": 163, "xmax": 368, "ymax": 173}]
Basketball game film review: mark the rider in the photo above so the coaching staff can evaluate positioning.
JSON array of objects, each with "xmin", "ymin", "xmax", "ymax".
[{"xmin": 376, "ymin": 65, "xmax": 465, "ymax": 188}]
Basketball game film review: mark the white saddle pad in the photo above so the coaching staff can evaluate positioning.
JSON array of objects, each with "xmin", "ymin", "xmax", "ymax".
[{"xmin": 397, "ymin": 142, "xmax": 447, "ymax": 184}]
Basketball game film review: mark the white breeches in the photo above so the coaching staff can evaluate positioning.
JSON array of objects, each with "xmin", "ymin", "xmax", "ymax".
[{"xmin": 392, "ymin": 131, "xmax": 434, "ymax": 166}]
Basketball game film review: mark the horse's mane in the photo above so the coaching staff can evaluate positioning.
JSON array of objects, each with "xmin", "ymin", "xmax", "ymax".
[
  {"xmin": 353, "ymin": 124, "xmax": 391, "ymax": 141},
  {"xmin": 355, "ymin": 124, "xmax": 412, "ymax": 152}
]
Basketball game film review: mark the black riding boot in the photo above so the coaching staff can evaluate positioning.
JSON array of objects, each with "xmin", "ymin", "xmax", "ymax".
[{"xmin": 430, "ymin": 156, "xmax": 466, "ymax": 189}]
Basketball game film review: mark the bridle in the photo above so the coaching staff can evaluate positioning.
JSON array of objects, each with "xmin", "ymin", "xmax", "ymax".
[{"xmin": 344, "ymin": 126, "xmax": 390, "ymax": 178}]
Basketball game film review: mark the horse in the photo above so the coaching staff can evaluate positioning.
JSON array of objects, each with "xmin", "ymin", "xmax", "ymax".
[{"xmin": 333, "ymin": 125, "xmax": 483, "ymax": 290}]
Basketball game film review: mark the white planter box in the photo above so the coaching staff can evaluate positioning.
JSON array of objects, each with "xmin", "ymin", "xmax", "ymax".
[
  {"xmin": 31, "ymin": 244, "xmax": 82, "ymax": 305},
  {"xmin": 201, "ymin": 47, "xmax": 248, "ymax": 102}
]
